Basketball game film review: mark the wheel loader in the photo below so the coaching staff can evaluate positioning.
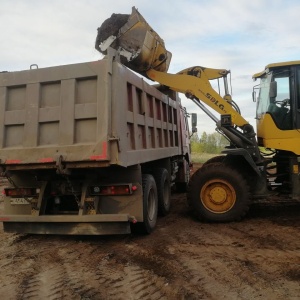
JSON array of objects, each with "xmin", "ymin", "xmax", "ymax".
[{"xmin": 96, "ymin": 7, "xmax": 300, "ymax": 222}]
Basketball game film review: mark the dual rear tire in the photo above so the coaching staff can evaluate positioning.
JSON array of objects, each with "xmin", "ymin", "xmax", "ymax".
[
  {"xmin": 140, "ymin": 174, "xmax": 158, "ymax": 233},
  {"xmin": 138, "ymin": 168, "xmax": 171, "ymax": 234}
]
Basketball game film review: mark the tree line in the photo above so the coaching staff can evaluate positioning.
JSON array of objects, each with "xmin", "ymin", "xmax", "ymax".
[{"xmin": 191, "ymin": 132, "xmax": 229, "ymax": 154}]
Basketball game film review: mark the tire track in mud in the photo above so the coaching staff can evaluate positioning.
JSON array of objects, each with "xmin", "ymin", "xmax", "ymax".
[
  {"xmin": 115, "ymin": 264, "xmax": 171, "ymax": 299},
  {"xmin": 21, "ymin": 238, "xmax": 176, "ymax": 300},
  {"xmin": 0, "ymin": 234, "xmax": 39, "ymax": 299},
  {"xmin": 129, "ymin": 229, "xmax": 247, "ymax": 299},
  {"xmin": 5, "ymin": 230, "xmax": 299, "ymax": 300},
  {"xmin": 15, "ymin": 243, "xmax": 81, "ymax": 300},
  {"xmin": 12, "ymin": 218, "xmax": 204, "ymax": 299},
  {"xmin": 18, "ymin": 265, "xmax": 74, "ymax": 300},
  {"xmin": 119, "ymin": 237, "xmax": 212, "ymax": 299},
  {"xmin": 1, "ymin": 191, "xmax": 300, "ymax": 299},
  {"xmin": 14, "ymin": 242, "xmax": 112, "ymax": 299},
  {"xmin": 60, "ymin": 243, "xmax": 176, "ymax": 300},
  {"xmin": 133, "ymin": 211, "xmax": 300, "ymax": 299},
  {"xmin": 55, "ymin": 234, "xmax": 208, "ymax": 299},
  {"xmin": 170, "ymin": 220, "xmax": 300, "ymax": 300},
  {"xmin": 166, "ymin": 211, "xmax": 300, "ymax": 253},
  {"xmin": 177, "ymin": 243, "xmax": 298, "ymax": 299},
  {"xmin": 227, "ymin": 220, "xmax": 300, "ymax": 251}
]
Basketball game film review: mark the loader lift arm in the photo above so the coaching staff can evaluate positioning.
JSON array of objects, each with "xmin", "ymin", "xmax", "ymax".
[
  {"xmin": 95, "ymin": 6, "xmax": 262, "ymax": 166},
  {"xmin": 94, "ymin": 7, "xmax": 270, "ymax": 223},
  {"xmin": 146, "ymin": 67, "xmax": 263, "ymax": 165}
]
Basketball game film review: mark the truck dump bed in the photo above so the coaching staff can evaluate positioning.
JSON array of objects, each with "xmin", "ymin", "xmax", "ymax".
[{"xmin": 0, "ymin": 56, "xmax": 183, "ymax": 170}]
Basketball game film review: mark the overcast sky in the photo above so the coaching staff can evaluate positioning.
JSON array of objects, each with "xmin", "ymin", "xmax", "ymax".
[{"xmin": 1, "ymin": 0, "xmax": 299, "ymax": 134}]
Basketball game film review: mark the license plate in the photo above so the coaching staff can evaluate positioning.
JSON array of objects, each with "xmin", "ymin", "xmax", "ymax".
[{"xmin": 10, "ymin": 198, "xmax": 31, "ymax": 205}]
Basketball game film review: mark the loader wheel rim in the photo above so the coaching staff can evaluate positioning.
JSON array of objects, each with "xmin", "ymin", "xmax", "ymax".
[{"xmin": 200, "ymin": 179, "xmax": 236, "ymax": 213}]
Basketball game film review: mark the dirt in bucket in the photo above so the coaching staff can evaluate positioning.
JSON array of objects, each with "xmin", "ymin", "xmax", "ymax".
[{"xmin": 95, "ymin": 13, "xmax": 130, "ymax": 54}]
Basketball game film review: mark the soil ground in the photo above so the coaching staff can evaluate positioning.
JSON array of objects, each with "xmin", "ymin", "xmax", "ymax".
[{"xmin": 0, "ymin": 164, "xmax": 300, "ymax": 299}]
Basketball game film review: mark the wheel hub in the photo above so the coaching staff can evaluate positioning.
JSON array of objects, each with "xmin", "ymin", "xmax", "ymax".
[
  {"xmin": 209, "ymin": 187, "xmax": 227, "ymax": 204},
  {"xmin": 200, "ymin": 179, "xmax": 236, "ymax": 213}
]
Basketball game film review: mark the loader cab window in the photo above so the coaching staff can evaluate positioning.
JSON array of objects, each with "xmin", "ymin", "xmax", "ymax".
[
  {"xmin": 298, "ymin": 68, "xmax": 300, "ymax": 107},
  {"xmin": 256, "ymin": 74, "xmax": 271, "ymax": 116},
  {"xmin": 270, "ymin": 70, "xmax": 292, "ymax": 130},
  {"xmin": 257, "ymin": 70, "xmax": 292, "ymax": 130}
]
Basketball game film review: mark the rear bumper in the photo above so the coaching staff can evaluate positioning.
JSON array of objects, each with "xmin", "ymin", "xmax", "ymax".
[{"xmin": 1, "ymin": 214, "xmax": 132, "ymax": 235}]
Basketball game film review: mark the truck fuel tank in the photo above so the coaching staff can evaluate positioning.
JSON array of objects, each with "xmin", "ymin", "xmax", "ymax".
[{"xmin": 95, "ymin": 7, "xmax": 172, "ymax": 75}]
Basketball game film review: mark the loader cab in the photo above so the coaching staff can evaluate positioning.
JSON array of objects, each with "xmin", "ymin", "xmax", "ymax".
[{"xmin": 253, "ymin": 61, "xmax": 300, "ymax": 154}]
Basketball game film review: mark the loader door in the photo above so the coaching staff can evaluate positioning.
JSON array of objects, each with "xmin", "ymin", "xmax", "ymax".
[
  {"xmin": 295, "ymin": 66, "xmax": 300, "ymax": 129},
  {"xmin": 257, "ymin": 69, "xmax": 293, "ymax": 131},
  {"xmin": 256, "ymin": 66, "xmax": 300, "ymax": 154}
]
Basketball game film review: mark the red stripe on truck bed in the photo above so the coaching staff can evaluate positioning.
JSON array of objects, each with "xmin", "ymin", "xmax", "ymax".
[
  {"xmin": 90, "ymin": 142, "xmax": 107, "ymax": 160},
  {"xmin": 39, "ymin": 158, "xmax": 55, "ymax": 163},
  {"xmin": 5, "ymin": 159, "xmax": 21, "ymax": 164}
]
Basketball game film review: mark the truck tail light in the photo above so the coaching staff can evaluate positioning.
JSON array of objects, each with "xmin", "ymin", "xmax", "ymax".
[
  {"xmin": 89, "ymin": 184, "xmax": 136, "ymax": 196},
  {"xmin": 4, "ymin": 188, "xmax": 38, "ymax": 197}
]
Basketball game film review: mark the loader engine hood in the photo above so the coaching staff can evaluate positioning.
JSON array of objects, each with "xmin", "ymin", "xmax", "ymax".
[{"xmin": 95, "ymin": 7, "xmax": 172, "ymax": 75}]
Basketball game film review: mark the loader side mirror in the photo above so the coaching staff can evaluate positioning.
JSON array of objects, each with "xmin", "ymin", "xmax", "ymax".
[
  {"xmin": 252, "ymin": 84, "xmax": 260, "ymax": 102},
  {"xmin": 269, "ymin": 81, "xmax": 277, "ymax": 98},
  {"xmin": 191, "ymin": 113, "xmax": 197, "ymax": 133}
]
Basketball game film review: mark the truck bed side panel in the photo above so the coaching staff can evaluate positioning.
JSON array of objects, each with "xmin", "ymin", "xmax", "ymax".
[
  {"xmin": 110, "ymin": 63, "xmax": 182, "ymax": 166},
  {"xmin": 0, "ymin": 59, "xmax": 183, "ymax": 168}
]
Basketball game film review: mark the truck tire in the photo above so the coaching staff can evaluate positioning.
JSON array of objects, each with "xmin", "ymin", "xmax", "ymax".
[
  {"xmin": 175, "ymin": 159, "xmax": 190, "ymax": 193},
  {"xmin": 140, "ymin": 174, "xmax": 158, "ymax": 233},
  {"xmin": 152, "ymin": 168, "xmax": 171, "ymax": 216},
  {"xmin": 187, "ymin": 162, "xmax": 250, "ymax": 222}
]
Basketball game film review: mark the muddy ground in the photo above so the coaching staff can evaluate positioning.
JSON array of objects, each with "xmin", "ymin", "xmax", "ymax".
[{"xmin": 0, "ymin": 164, "xmax": 300, "ymax": 299}]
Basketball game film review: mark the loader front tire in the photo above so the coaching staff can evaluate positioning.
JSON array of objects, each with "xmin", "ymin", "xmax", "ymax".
[
  {"xmin": 202, "ymin": 155, "xmax": 225, "ymax": 167},
  {"xmin": 187, "ymin": 162, "xmax": 250, "ymax": 222}
]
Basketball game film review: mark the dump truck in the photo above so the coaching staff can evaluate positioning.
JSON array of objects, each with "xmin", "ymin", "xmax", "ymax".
[
  {"xmin": 0, "ymin": 47, "xmax": 192, "ymax": 235},
  {"xmin": 95, "ymin": 7, "xmax": 300, "ymax": 223}
]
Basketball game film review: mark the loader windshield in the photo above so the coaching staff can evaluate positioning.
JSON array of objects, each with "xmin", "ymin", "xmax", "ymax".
[
  {"xmin": 256, "ymin": 70, "xmax": 292, "ymax": 130},
  {"xmin": 256, "ymin": 73, "xmax": 271, "ymax": 116}
]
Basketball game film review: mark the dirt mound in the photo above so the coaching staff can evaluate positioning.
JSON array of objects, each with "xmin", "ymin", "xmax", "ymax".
[{"xmin": 95, "ymin": 13, "xmax": 129, "ymax": 54}]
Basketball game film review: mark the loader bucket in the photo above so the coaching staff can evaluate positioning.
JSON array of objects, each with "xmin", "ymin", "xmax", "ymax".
[{"xmin": 95, "ymin": 7, "xmax": 172, "ymax": 74}]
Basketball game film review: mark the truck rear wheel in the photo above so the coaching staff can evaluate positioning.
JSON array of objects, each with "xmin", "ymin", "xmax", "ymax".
[
  {"xmin": 187, "ymin": 162, "xmax": 250, "ymax": 222},
  {"xmin": 140, "ymin": 174, "xmax": 158, "ymax": 233},
  {"xmin": 152, "ymin": 168, "xmax": 171, "ymax": 216},
  {"xmin": 175, "ymin": 159, "xmax": 190, "ymax": 193}
]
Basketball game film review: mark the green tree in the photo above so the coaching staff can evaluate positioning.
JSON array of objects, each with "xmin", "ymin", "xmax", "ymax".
[
  {"xmin": 191, "ymin": 131, "xmax": 229, "ymax": 154},
  {"xmin": 200, "ymin": 132, "xmax": 208, "ymax": 144}
]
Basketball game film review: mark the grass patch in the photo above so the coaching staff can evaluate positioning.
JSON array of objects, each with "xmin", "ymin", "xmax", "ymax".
[{"xmin": 191, "ymin": 152, "xmax": 218, "ymax": 163}]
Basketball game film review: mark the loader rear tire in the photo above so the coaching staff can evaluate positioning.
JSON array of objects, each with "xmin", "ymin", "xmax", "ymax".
[
  {"xmin": 202, "ymin": 155, "xmax": 225, "ymax": 167},
  {"xmin": 187, "ymin": 162, "xmax": 250, "ymax": 222}
]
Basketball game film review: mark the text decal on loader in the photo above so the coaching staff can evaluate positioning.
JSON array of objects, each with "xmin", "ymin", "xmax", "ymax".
[{"xmin": 206, "ymin": 93, "xmax": 227, "ymax": 113}]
